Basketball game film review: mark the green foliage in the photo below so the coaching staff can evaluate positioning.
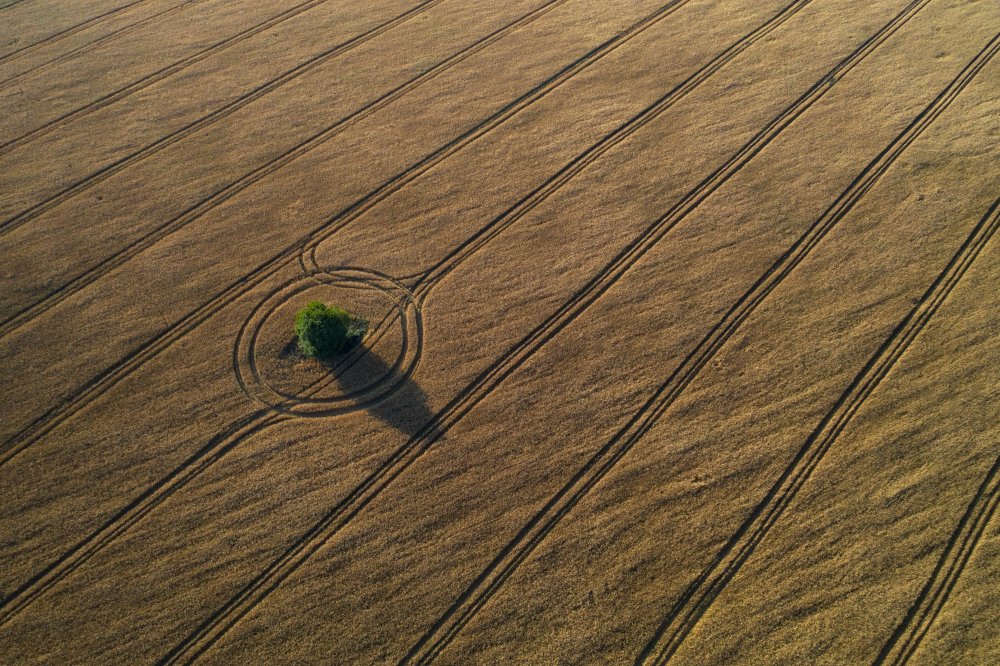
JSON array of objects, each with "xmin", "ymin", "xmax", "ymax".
[{"xmin": 294, "ymin": 301, "xmax": 366, "ymax": 359}]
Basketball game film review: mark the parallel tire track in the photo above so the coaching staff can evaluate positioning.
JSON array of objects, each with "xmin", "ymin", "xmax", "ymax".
[
  {"xmin": 281, "ymin": 0, "xmax": 823, "ymax": 421},
  {"xmin": 0, "ymin": 0, "xmax": 34, "ymax": 13},
  {"xmin": 0, "ymin": 0, "xmax": 700, "ymax": 627},
  {"xmin": 292, "ymin": 0, "xmax": 820, "ymax": 395},
  {"xmin": 0, "ymin": 0, "xmax": 204, "ymax": 92},
  {"xmin": 637, "ymin": 40, "xmax": 1000, "ymax": 661},
  {"xmin": 0, "ymin": 410, "xmax": 286, "ymax": 626},
  {"xmin": 0, "ymin": 0, "xmax": 693, "ymax": 468},
  {"xmin": 0, "ymin": 0, "xmax": 564, "ymax": 332},
  {"xmin": 406, "ymin": 2, "xmax": 977, "ymax": 662},
  {"xmin": 0, "ymin": 0, "xmax": 152, "ymax": 64},
  {"xmin": 0, "ymin": 0, "xmax": 340, "ymax": 156},
  {"xmin": 165, "ymin": 2, "xmax": 941, "ymax": 662},
  {"xmin": 304, "ymin": 0, "xmax": 813, "ymax": 275},
  {"xmin": 875, "ymin": 334, "xmax": 1000, "ymax": 663},
  {"xmin": 298, "ymin": 0, "xmax": 821, "ymax": 384},
  {"xmin": 0, "ymin": 0, "xmax": 448, "ymax": 238}
]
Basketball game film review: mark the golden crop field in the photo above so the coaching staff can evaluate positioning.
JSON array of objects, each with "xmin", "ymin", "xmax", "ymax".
[{"xmin": 1, "ymin": 0, "xmax": 998, "ymax": 663}]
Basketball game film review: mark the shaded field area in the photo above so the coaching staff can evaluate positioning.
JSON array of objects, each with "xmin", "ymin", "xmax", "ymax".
[{"xmin": 1, "ymin": 0, "xmax": 998, "ymax": 662}]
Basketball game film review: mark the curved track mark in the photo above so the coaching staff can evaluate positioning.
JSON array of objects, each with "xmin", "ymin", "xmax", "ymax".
[
  {"xmin": 0, "ymin": 0, "xmax": 928, "ymax": 641},
  {"xmin": 0, "ymin": 0, "xmax": 566, "ymax": 330},
  {"xmin": 4, "ymin": 0, "xmax": 805, "ymax": 646},
  {"xmin": 0, "ymin": 0, "xmax": 693, "ymax": 468},
  {"xmin": 163, "ymin": 2, "xmax": 951, "ymax": 661},
  {"xmin": 236, "ymin": 268, "xmax": 421, "ymax": 415},
  {"xmin": 302, "ymin": 0, "xmax": 814, "ymax": 274},
  {"xmin": 0, "ymin": 0, "xmax": 698, "ymax": 630}
]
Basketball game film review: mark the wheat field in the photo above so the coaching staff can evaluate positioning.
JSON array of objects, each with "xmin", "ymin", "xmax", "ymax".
[{"xmin": 1, "ymin": 0, "xmax": 998, "ymax": 663}]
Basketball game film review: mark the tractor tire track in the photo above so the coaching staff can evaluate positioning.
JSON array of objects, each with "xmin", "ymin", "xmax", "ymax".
[
  {"xmin": 636, "ymin": 50, "xmax": 1000, "ymax": 660},
  {"xmin": 0, "ymin": 0, "xmax": 205, "ymax": 92},
  {"xmin": 875, "ymin": 337, "xmax": 1000, "ymax": 664},
  {"xmin": 405, "ymin": 3, "xmax": 983, "ymax": 662},
  {"xmin": 0, "ymin": 0, "xmax": 705, "ymax": 625},
  {"xmin": 302, "ymin": 0, "xmax": 814, "ymax": 274},
  {"xmin": 0, "ymin": 0, "xmax": 450, "ymax": 238},
  {"xmin": 0, "ymin": 410, "xmax": 286, "ymax": 626},
  {"xmin": 163, "ymin": 2, "xmax": 941, "ymax": 661},
  {"xmin": 233, "ymin": 267, "xmax": 423, "ymax": 414},
  {"xmin": 0, "ymin": 0, "xmax": 342, "ymax": 156},
  {"xmin": 0, "ymin": 0, "xmax": 566, "ymax": 332},
  {"xmin": 0, "ymin": 0, "xmax": 153, "ymax": 64},
  {"xmin": 298, "ymin": 0, "xmax": 828, "ymax": 374},
  {"xmin": 0, "ymin": 0, "xmax": 934, "ymax": 644},
  {"xmin": 294, "ymin": 0, "xmax": 816, "ymax": 440},
  {"xmin": 0, "ymin": 0, "xmax": 33, "ymax": 14},
  {"xmin": 0, "ymin": 0, "xmax": 693, "ymax": 467}
]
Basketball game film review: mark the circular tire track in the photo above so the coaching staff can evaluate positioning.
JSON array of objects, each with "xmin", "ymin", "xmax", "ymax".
[{"xmin": 235, "ymin": 267, "xmax": 421, "ymax": 417}]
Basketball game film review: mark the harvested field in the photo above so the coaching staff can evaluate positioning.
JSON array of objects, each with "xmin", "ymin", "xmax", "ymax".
[{"xmin": 1, "ymin": 0, "xmax": 998, "ymax": 663}]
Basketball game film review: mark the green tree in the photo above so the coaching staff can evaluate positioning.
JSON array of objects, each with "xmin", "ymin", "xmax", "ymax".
[{"xmin": 294, "ymin": 301, "xmax": 365, "ymax": 359}]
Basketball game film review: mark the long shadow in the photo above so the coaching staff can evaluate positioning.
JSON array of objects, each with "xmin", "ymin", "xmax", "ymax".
[{"xmin": 288, "ymin": 338, "xmax": 435, "ymax": 440}]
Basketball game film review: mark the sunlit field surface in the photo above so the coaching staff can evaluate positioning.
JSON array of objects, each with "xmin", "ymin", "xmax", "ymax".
[{"xmin": 1, "ymin": 0, "xmax": 998, "ymax": 662}]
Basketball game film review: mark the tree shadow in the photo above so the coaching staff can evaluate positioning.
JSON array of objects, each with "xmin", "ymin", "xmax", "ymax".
[
  {"xmin": 320, "ymin": 341, "xmax": 436, "ymax": 441},
  {"xmin": 280, "ymin": 337, "xmax": 300, "ymax": 358}
]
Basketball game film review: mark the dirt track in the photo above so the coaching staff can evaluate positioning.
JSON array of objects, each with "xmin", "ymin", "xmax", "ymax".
[{"xmin": 1, "ymin": 0, "xmax": 998, "ymax": 663}]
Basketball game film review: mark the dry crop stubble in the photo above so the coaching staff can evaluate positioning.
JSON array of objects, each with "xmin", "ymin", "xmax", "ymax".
[
  {"xmin": 0, "ymin": 0, "xmax": 155, "ymax": 62},
  {"xmin": 662, "ymin": 209, "xmax": 1000, "ymax": 666},
  {"xmin": 0, "ymin": 0, "xmax": 205, "ymax": 90},
  {"xmin": 164, "ymin": 15, "xmax": 853, "ymax": 643},
  {"xmin": 0, "ymin": 0, "xmax": 728, "ymax": 624},
  {"xmin": 0, "ymin": 0, "xmax": 336, "ymax": 148},
  {"xmin": 886, "ymin": 457, "xmax": 1000, "ymax": 663},
  {"xmin": 405, "ymin": 25, "xmax": 1000, "ymax": 666},
  {"xmin": 0, "ymin": 1, "xmax": 32, "ymax": 16},
  {"xmin": 0, "ymin": 3, "xmax": 796, "ymax": 636},
  {"xmin": 646, "ymin": 191, "xmax": 1000, "ymax": 664},
  {"xmin": 158, "ymin": 0, "xmax": 1000, "ymax": 660},
  {"xmin": 0, "ymin": 0, "xmax": 692, "ymax": 450},
  {"xmin": 1, "ymin": 0, "xmax": 997, "ymax": 663},
  {"xmin": 639, "ymin": 31, "xmax": 1000, "ymax": 666},
  {"xmin": 0, "ymin": 0, "xmax": 576, "ymax": 330},
  {"xmin": 0, "ymin": 0, "xmax": 442, "ymax": 221},
  {"xmin": 0, "ymin": 0, "xmax": 956, "ymax": 624},
  {"xmin": 0, "ymin": 0, "xmax": 852, "ymax": 648}
]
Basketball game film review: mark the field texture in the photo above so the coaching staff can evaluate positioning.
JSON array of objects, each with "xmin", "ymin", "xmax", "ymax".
[{"xmin": 1, "ymin": 0, "xmax": 999, "ymax": 663}]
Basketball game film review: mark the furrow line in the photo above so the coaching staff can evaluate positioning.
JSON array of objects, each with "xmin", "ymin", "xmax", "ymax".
[
  {"xmin": 165, "ymin": 2, "xmax": 937, "ymax": 661},
  {"xmin": 0, "ymin": 0, "xmax": 152, "ymax": 63},
  {"xmin": 299, "ymin": 0, "xmax": 825, "ymax": 373},
  {"xmin": 0, "ymin": 0, "xmax": 450, "ymax": 237},
  {"xmin": 303, "ymin": 0, "xmax": 814, "ymax": 275},
  {"xmin": 877, "ymin": 453, "xmax": 1000, "ymax": 665},
  {"xmin": 0, "ymin": 0, "xmax": 693, "ymax": 467},
  {"xmin": 0, "ymin": 0, "xmax": 34, "ymax": 13},
  {"xmin": 0, "ymin": 0, "xmax": 566, "ymax": 332},
  {"xmin": 404, "ymin": 2, "xmax": 954, "ymax": 661},
  {"xmin": 0, "ymin": 0, "xmax": 698, "ymax": 626},
  {"xmin": 0, "ymin": 0, "xmax": 205, "ymax": 91},
  {"xmin": 0, "ymin": 0, "xmax": 338, "ymax": 156},
  {"xmin": 0, "ymin": 410, "xmax": 283, "ymax": 626},
  {"xmin": 638, "ymin": 47, "xmax": 1000, "ymax": 661}
]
